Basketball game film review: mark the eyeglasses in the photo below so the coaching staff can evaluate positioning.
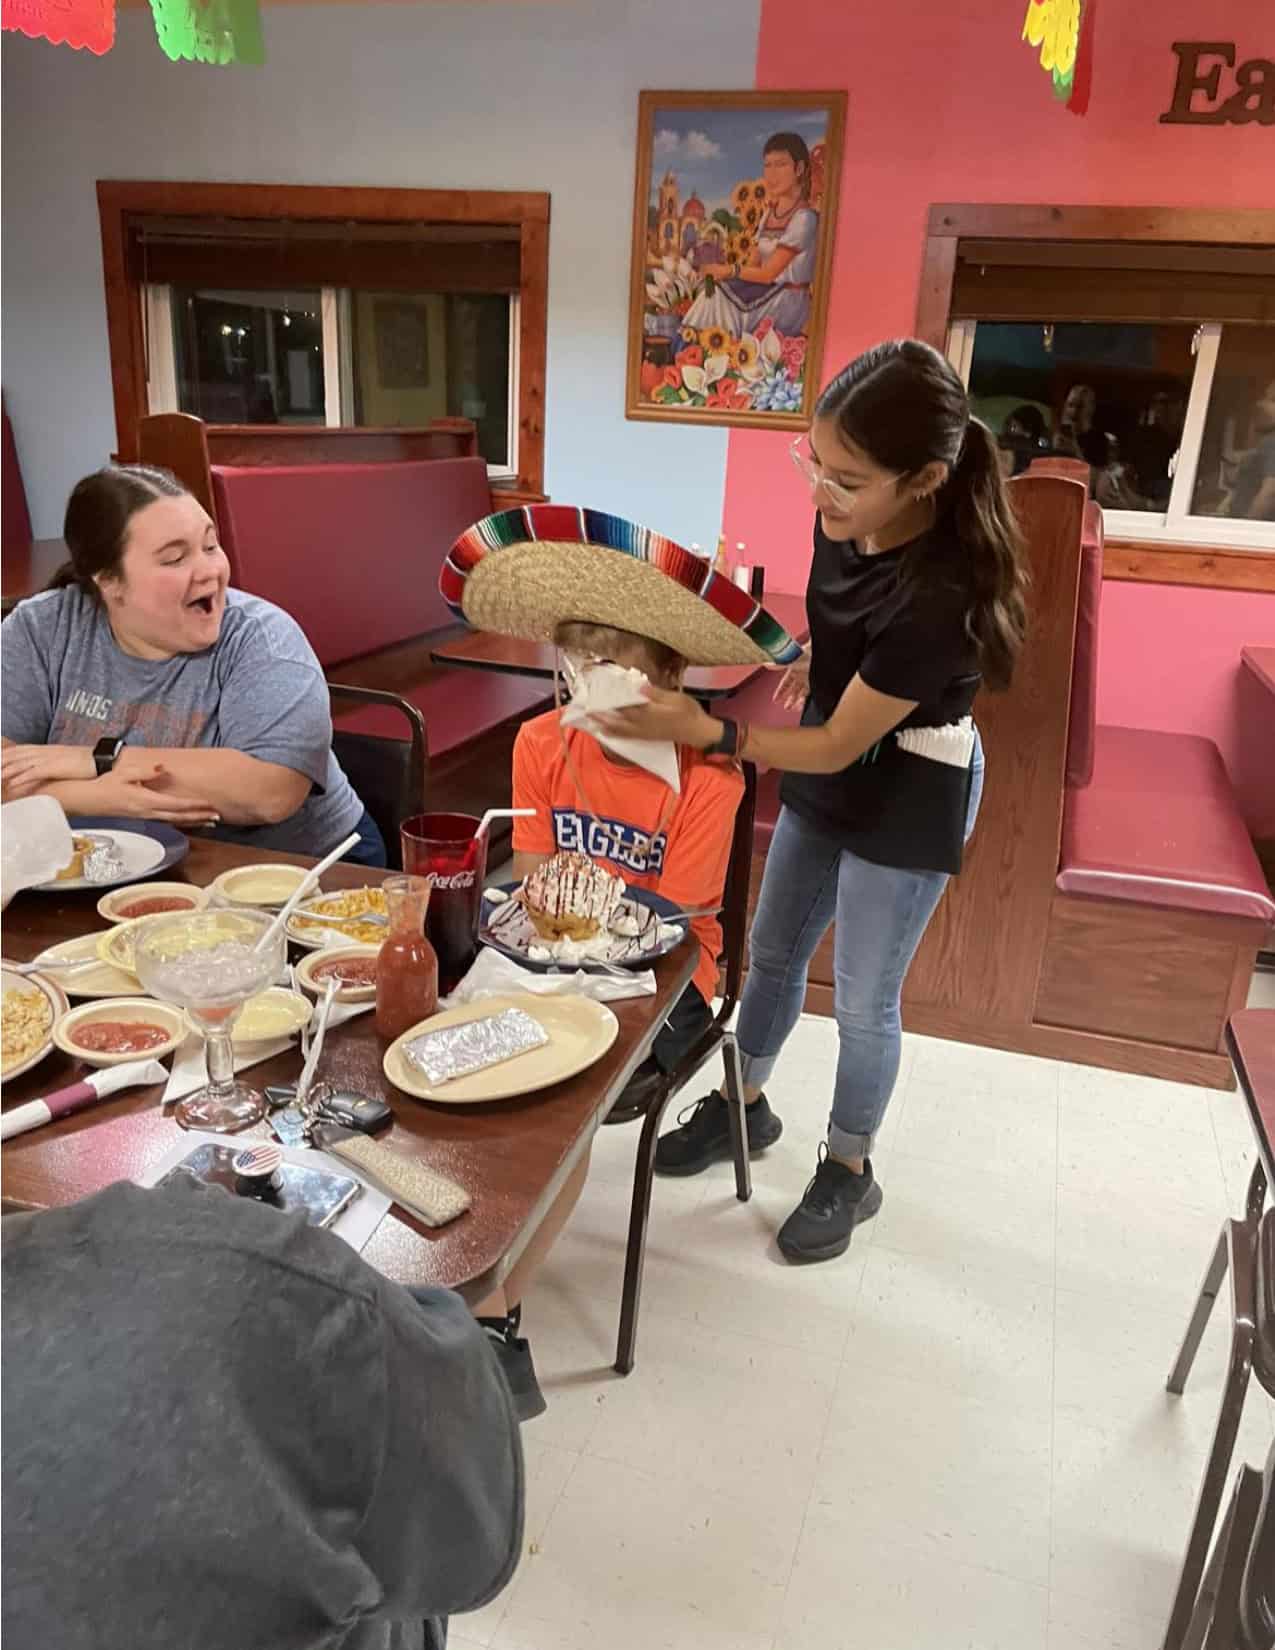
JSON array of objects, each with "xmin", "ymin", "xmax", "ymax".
[{"xmin": 789, "ymin": 437, "xmax": 900, "ymax": 513}]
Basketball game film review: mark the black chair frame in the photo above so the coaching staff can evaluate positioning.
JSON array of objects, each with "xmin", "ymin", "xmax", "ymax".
[
  {"xmin": 329, "ymin": 683, "xmax": 429, "ymax": 870},
  {"xmin": 614, "ymin": 761, "xmax": 757, "ymax": 1375},
  {"xmin": 1164, "ymin": 1072, "xmax": 1275, "ymax": 1650}
]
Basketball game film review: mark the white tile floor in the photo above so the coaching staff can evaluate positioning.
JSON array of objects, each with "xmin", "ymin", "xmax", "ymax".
[{"xmin": 454, "ymin": 978, "xmax": 1275, "ymax": 1650}]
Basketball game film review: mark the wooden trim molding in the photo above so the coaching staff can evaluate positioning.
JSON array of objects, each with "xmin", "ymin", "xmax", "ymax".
[
  {"xmin": 916, "ymin": 201, "xmax": 1275, "ymax": 349},
  {"xmin": 917, "ymin": 203, "xmax": 1275, "ymax": 593},
  {"xmin": 96, "ymin": 180, "xmax": 550, "ymax": 494},
  {"xmin": 1103, "ymin": 540, "xmax": 1275, "ymax": 592},
  {"xmin": 926, "ymin": 203, "xmax": 1275, "ymax": 245}
]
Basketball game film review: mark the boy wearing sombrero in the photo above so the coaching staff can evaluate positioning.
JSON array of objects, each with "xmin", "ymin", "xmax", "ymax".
[{"xmin": 442, "ymin": 506, "xmax": 801, "ymax": 1410}]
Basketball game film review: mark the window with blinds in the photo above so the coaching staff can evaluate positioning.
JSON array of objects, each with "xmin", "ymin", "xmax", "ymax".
[
  {"xmin": 136, "ymin": 218, "xmax": 520, "ymax": 470},
  {"xmin": 944, "ymin": 241, "xmax": 1275, "ymax": 550}
]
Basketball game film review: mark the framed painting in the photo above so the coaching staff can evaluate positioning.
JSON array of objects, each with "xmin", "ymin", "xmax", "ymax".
[{"xmin": 626, "ymin": 88, "xmax": 846, "ymax": 429}]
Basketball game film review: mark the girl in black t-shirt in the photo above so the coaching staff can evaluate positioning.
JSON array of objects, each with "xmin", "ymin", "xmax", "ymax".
[{"xmin": 599, "ymin": 339, "xmax": 1028, "ymax": 1263}]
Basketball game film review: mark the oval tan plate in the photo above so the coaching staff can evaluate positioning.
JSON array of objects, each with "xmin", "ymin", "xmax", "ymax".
[
  {"xmin": 286, "ymin": 887, "xmax": 388, "ymax": 952},
  {"xmin": 383, "ymin": 991, "xmax": 619, "ymax": 1105},
  {"xmin": 1, "ymin": 967, "xmax": 69, "ymax": 1081},
  {"xmin": 30, "ymin": 935, "xmax": 144, "ymax": 999}
]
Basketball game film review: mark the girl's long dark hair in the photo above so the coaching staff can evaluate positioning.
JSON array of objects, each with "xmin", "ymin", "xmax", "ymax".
[
  {"xmin": 816, "ymin": 339, "xmax": 1028, "ymax": 691},
  {"xmin": 49, "ymin": 464, "xmax": 186, "ymax": 604}
]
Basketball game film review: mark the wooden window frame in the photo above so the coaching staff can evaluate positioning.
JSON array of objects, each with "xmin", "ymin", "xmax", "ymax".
[
  {"xmin": 97, "ymin": 179, "xmax": 549, "ymax": 498},
  {"xmin": 916, "ymin": 203, "xmax": 1275, "ymax": 593}
]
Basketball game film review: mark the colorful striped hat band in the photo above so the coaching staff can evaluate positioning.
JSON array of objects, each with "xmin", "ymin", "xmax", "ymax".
[{"xmin": 442, "ymin": 505, "xmax": 803, "ymax": 669}]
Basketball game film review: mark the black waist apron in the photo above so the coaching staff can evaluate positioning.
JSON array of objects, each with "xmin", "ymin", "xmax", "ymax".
[{"xmin": 778, "ymin": 698, "xmax": 976, "ymax": 875}]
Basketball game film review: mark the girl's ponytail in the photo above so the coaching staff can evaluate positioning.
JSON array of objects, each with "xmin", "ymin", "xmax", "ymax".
[
  {"xmin": 944, "ymin": 416, "xmax": 1028, "ymax": 691},
  {"xmin": 817, "ymin": 340, "xmax": 1029, "ymax": 691}
]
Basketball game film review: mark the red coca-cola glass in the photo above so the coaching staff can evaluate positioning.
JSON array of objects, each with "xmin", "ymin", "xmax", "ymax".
[{"xmin": 399, "ymin": 812, "xmax": 487, "ymax": 994}]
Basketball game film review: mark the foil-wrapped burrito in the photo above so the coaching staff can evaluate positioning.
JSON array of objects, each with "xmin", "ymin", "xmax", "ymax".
[
  {"xmin": 403, "ymin": 1006, "xmax": 549, "ymax": 1086},
  {"xmin": 81, "ymin": 833, "xmax": 126, "ymax": 884}
]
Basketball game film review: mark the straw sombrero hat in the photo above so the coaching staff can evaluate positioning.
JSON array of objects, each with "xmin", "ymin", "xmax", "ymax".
[{"xmin": 441, "ymin": 505, "xmax": 803, "ymax": 669}]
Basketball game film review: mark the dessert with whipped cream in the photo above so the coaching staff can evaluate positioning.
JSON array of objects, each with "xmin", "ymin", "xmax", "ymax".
[{"xmin": 521, "ymin": 852, "xmax": 625, "ymax": 942}]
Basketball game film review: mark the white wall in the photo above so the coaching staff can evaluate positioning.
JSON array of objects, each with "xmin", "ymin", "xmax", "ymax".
[{"xmin": 1, "ymin": 0, "xmax": 760, "ymax": 540}]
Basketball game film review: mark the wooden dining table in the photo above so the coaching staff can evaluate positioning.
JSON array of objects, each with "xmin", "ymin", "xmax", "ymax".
[
  {"xmin": 430, "ymin": 589, "xmax": 811, "ymax": 701},
  {"xmin": 0, "ymin": 836, "xmax": 695, "ymax": 1306}
]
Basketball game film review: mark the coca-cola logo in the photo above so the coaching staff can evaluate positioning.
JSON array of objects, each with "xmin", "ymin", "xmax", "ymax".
[{"xmin": 431, "ymin": 872, "xmax": 476, "ymax": 890}]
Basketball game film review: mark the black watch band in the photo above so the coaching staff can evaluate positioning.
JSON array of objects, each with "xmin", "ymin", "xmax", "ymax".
[
  {"xmin": 705, "ymin": 717, "xmax": 739, "ymax": 758},
  {"xmin": 93, "ymin": 737, "xmax": 125, "ymax": 777}
]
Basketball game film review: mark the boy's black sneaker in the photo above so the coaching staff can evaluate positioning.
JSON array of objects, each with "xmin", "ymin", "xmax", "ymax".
[
  {"xmin": 777, "ymin": 1148, "xmax": 882, "ymax": 1263},
  {"xmin": 603, "ymin": 1056, "xmax": 664, "ymax": 1125},
  {"xmin": 478, "ymin": 1305, "xmax": 547, "ymax": 1422},
  {"xmin": 654, "ymin": 1091, "xmax": 782, "ymax": 1177}
]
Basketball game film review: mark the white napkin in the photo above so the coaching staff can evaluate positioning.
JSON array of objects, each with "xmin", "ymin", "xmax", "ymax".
[
  {"xmin": 561, "ymin": 662, "xmax": 681, "ymax": 795},
  {"xmin": 440, "ymin": 946, "xmax": 655, "ymax": 1009},
  {"xmin": 1, "ymin": 796, "xmax": 74, "ymax": 907},
  {"xmin": 161, "ymin": 1000, "xmax": 373, "ymax": 1104}
]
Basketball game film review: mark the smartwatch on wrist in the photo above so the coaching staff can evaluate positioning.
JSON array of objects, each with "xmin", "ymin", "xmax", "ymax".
[
  {"xmin": 705, "ymin": 718, "xmax": 740, "ymax": 758},
  {"xmin": 93, "ymin": 736, "xmax": 126, "ymax": 777}
]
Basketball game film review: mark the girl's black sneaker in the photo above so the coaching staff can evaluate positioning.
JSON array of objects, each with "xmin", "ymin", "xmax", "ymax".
[{"xmin": 777, "ymin": 1148, "xmax": 882, "ymax": 1263}]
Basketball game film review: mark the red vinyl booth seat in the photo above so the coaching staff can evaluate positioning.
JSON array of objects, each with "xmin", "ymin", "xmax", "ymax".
[
  {"xmin": 211, "ymin": 457, "xmax": 493, "ymax": 666},
  {"xmin": 1058, "ymin": 725, "xmax": 1275, "ymax": 924},
  {"xmin": 212, "ymin": 455, "xmax": 551, "ymax": 759},
  {"xmin": 333, "ymin": 678, "xmax": 550, "ymax": 763}
]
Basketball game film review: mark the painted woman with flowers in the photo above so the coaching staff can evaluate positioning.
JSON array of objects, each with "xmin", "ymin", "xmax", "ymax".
[{"xmin": 681, "ymin": 133, "xmax": 820, "ymax": 349}]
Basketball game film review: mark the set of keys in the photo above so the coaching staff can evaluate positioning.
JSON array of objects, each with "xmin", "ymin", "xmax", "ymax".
[{"xmin": 265, "ymin": 1082, "xmax": 393, "ymax": 1146}]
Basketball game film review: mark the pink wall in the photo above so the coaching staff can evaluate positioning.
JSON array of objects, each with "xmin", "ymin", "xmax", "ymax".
[
  {"xmin": 1097, "ymin": 582, "xmax": 1275, "ymax": 835},
  {"xmin": 729, "ymin": 0, "xmax": 1275, "ymax": 832}
]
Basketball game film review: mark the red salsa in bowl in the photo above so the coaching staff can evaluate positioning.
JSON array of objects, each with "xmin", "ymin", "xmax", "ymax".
[
  {"xmin": 116, "ymin": 895, "xmax": 196, "ymax": 920},
  {"xmin": 311, "ymin": 955, "xmax": 378, "ymax": 988},
  {"xmin": 71, "ymin": 1021, "xmax": 172, "ymax": 1055}
]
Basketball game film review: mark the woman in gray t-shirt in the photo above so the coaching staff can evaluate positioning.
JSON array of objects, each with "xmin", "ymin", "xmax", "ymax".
[{"xmin": 0, "ymin": 465, "xmax": 382, "ymax": 863}]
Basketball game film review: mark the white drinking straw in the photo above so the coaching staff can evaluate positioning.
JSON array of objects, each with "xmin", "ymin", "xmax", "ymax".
[
  {"xmin": 475, "ymin": 808, "xmax": 536, "ymax": 842},
  {"xmin": 254, "ymin": 829, "xmax": 362, "ymax": 953},
  {"xmin": 295, "ymin": 978, "xmax": 338, "ymax": 1109}
]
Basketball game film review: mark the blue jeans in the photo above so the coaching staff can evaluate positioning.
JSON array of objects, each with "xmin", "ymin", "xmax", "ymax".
[
  {"xmin": 738, "ymin": 742, "xmax": 984, "ymax": 1158},
  {"xmin": 344, "ymin": 808, "xmax": 388, "ymax": 868}
]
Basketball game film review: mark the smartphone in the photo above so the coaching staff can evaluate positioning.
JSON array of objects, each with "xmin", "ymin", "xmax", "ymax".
[{"xmin": 158, "ymin": 1143, "xmax": 362, "ymax": 1230}]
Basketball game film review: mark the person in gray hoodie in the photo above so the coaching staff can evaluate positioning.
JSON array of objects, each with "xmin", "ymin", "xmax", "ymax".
[{"xmin": 2, "ymin": 1174, "xmax": 524, "ymax": 1650}]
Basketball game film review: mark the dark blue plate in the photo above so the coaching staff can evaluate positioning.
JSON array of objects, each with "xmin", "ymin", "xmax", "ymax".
[
  {"xmin": 480, "ymin": 882, "xmax": 689, "ymax": 973},
  {"xmin": 36, "ymin": 817, "xmax": 190, "ymax": 890}
]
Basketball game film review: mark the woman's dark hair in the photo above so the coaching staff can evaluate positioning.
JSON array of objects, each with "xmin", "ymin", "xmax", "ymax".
[
  {"xmin": 816, "ymin": 338, "xmax": 1029, "ymax": 691},
  {"xmin": 49, "ymin": 464, "xmax": 187, "ymax": 603},
  {"xmin": 762, "ymin": 132, "xmax": 812, "ymax": 197}
]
